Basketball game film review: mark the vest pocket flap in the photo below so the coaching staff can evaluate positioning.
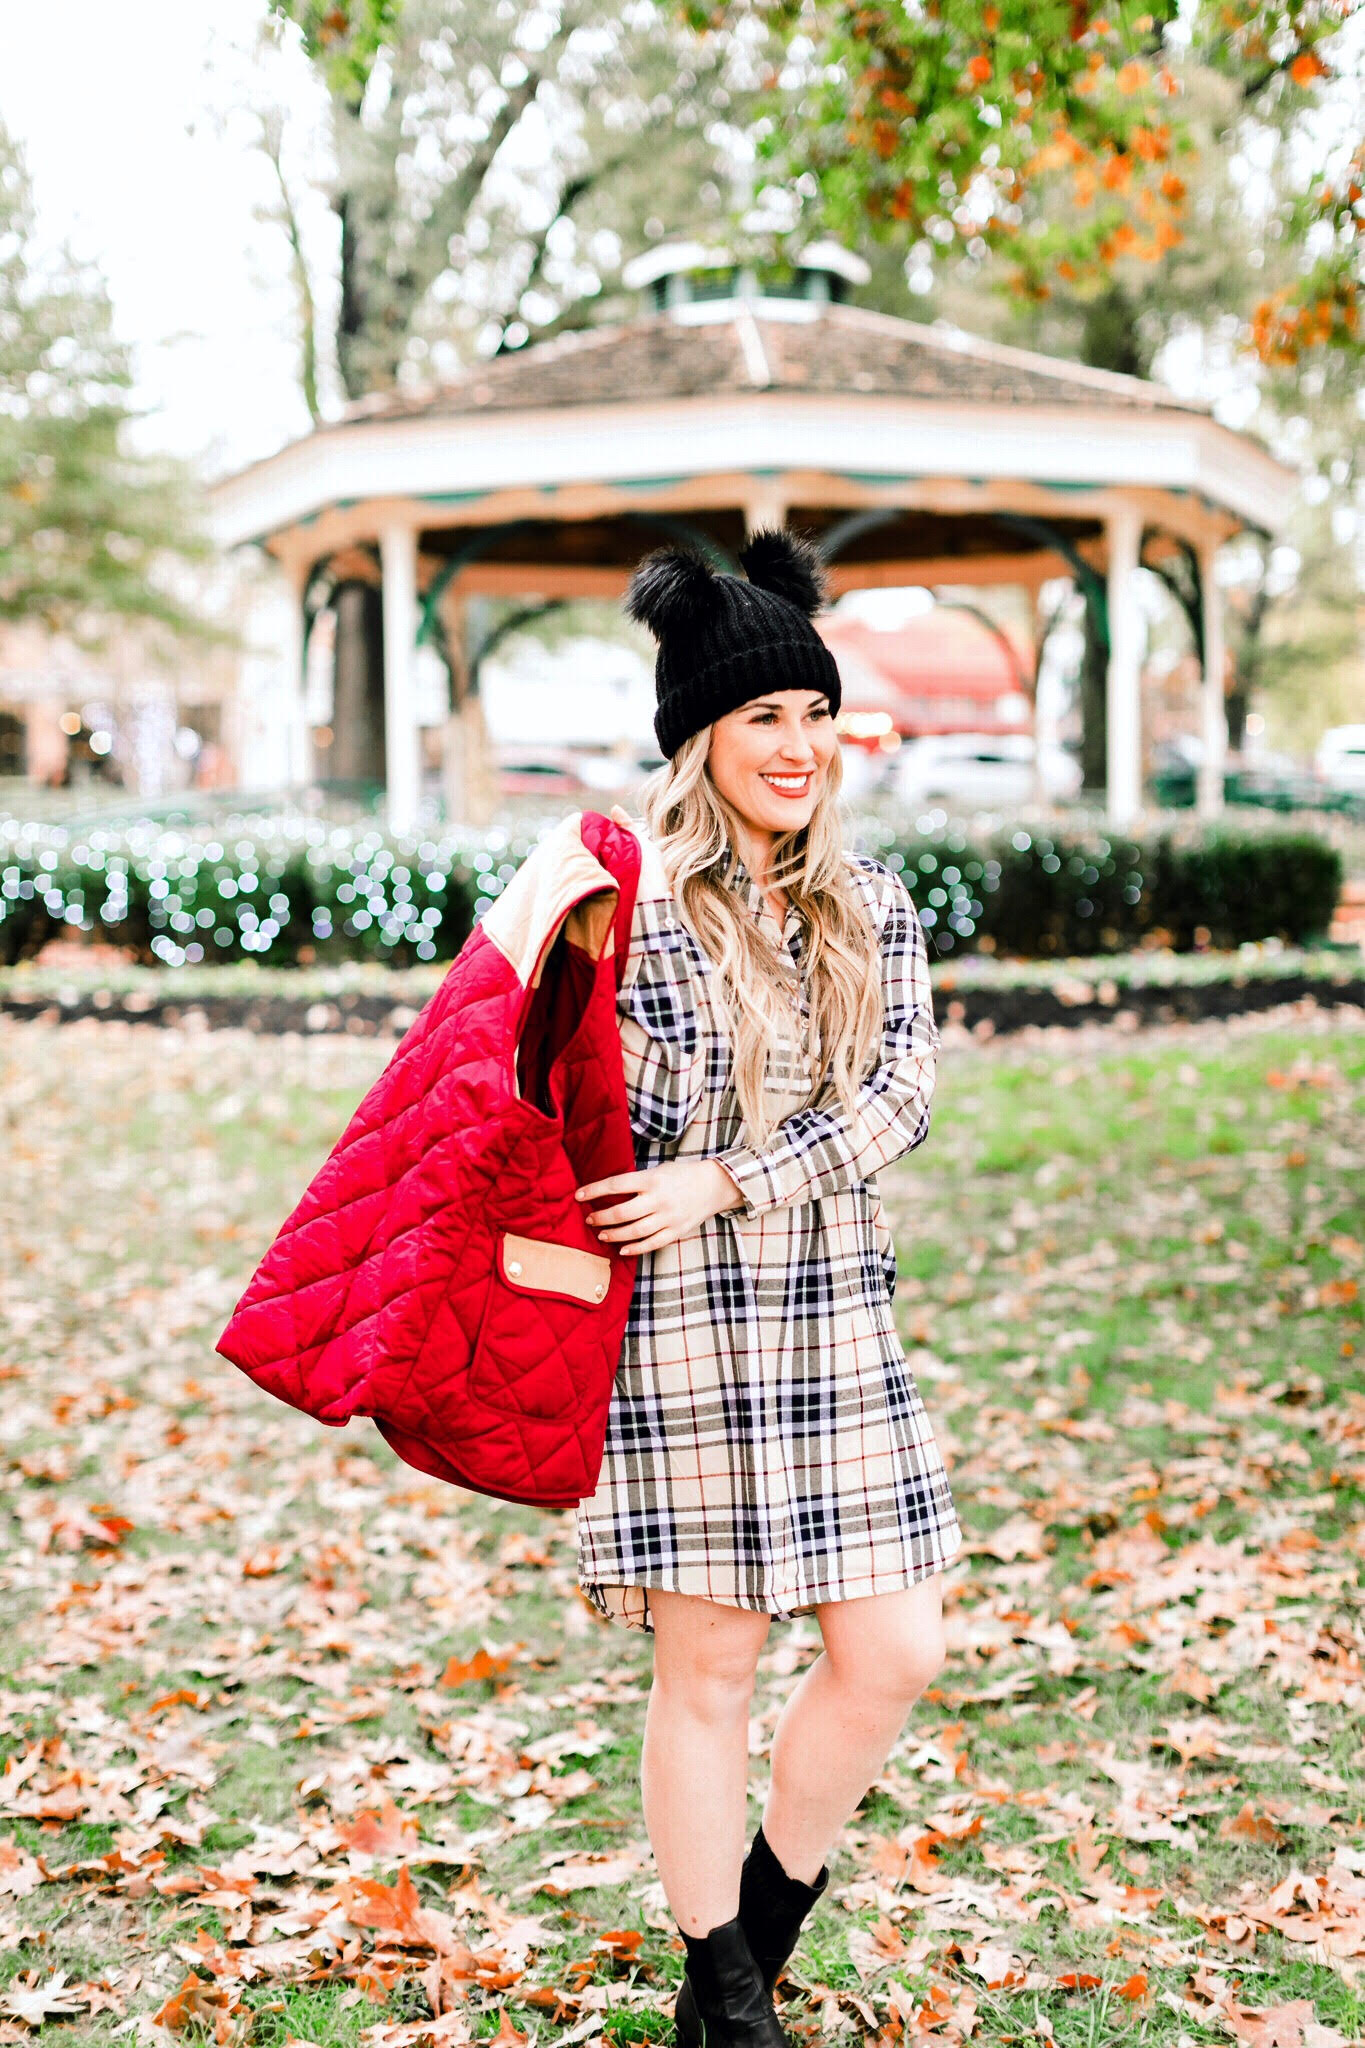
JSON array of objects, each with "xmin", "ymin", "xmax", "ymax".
[{"xmin": 498, "ymin": 1231, "xmax": 612, "ymax": 1305}]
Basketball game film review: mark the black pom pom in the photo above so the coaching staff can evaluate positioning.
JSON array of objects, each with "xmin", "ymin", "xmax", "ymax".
[
  {"xmin": 737, "ymin": 526, "xmax": 828, "ymax": 617},
  {"xmin": 624, "ymin": 547, "xmax": 717, "ymax": 642}
]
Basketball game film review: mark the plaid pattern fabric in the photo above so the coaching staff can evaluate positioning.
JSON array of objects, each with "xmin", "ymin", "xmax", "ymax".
[{"xmin": 574, "ymin": 824, "xmax": 962, "ymax": 1632}]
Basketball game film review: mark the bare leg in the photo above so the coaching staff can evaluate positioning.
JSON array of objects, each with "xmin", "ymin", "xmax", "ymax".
[
  {"xmin": 640, "ymin": 1588, "xmax": 773, "ymax": 1936},
  {"xmin": 760, "ymin": 1579, "xmax": 947, "ymax": 1884}
]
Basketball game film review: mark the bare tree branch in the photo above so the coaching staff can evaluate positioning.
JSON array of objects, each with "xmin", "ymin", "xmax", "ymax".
[
  {"xmin": 410, "ymin": 62, "xmax": 557, "ymax": 309},
  {"xmin": 493, "ymin": 151, "xmax": 636, "ymax": 348},
  {"xmin": 259, "ymin": 109, "xmax": 323, "ymax": 425}
]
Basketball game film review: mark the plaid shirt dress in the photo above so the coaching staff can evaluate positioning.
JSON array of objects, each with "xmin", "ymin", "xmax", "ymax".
[{"xmin": 574, "ymin": 820, "xmax": 962, "ymax": 1632}]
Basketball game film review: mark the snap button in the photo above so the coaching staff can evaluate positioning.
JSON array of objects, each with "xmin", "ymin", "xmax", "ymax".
[{"xmin": 507, "ymin": 1259, "xmax": 522, "ymax": 1276}]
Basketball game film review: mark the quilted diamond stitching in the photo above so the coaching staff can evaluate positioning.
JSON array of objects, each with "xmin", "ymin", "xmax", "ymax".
[{"xmin": 217, "ymin": 813, "xmax": 642, "ymax": 1505}]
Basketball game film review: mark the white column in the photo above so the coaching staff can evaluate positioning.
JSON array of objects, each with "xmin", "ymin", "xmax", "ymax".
[
  {"xmin": 1105, "ymin": 504, "xmax": 1143, "ymax": 830},
  {"xmin": 380, "ymin": 520, "xmax": 421, "ymax": 836},
  {"xmin": 744, "ymin": 484, "xmax": 789, "ymax": 536},
  {"xmin": 279, "ymin": 566, "xmax": 310, "ymax": 789},
  {"xmin": 1197, "ymin": 537, "xmax": 1227, "ymax": 819}
]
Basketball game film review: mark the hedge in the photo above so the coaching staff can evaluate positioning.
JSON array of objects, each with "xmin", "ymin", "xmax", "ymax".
[
  {"xmin": 0, "ymin": 813, "xmax": 1344, "ymax": 967},
  {"xmin": 871, "ymin": 822, "xmax": 1343, "ymax": 957},
  {"xmin": 0, "ymin": 817, "xmax": 491, "ymax": 969}
]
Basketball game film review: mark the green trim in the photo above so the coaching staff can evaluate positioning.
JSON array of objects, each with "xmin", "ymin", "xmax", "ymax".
[{"xmin": 995, "ymin": 511, "xmax": 1110, "ymax": 654}]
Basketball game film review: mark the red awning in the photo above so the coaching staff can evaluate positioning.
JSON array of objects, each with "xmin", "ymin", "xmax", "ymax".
[{"xmin": 820, "ymin": 607, "xmax": 1034, "ymax": 737}]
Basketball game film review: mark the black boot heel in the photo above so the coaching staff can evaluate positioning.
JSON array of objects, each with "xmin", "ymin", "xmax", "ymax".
[
  {"xmin": 673, "ymin": 1913, "xmax": 791, "ymax": 2048},
  {"xmin": 737, "ymin": 1825, "xmax": 829, "ymax": 1999}
]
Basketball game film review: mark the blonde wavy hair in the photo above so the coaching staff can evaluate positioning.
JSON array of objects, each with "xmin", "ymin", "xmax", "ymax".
[{"xmin": 638, "ymin": 729, "xmax": 884, "ymax": 1150}]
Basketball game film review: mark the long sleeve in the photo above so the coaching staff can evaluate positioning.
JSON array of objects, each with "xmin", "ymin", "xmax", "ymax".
[
  {"xmin": 714, "ymin": 860, "xmax": 940, "ymax": 1217},
  {"xmin": 618, "ymin": 917, "xmax": 707, "ymax": 1147}
]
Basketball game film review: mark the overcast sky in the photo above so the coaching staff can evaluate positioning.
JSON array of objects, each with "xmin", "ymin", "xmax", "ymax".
[{"xmin": 2, "ymin": 1, "xmax": 320, "ymax": 475}]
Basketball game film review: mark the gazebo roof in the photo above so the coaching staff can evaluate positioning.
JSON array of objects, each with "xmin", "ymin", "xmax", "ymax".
[
  {"xmin": 341, "ymin": 299, "xmax": 1212, "ymax": 425},
  {"xmin": 211, "ymin": 292, "xmax": 1295, "ymax": 562}
]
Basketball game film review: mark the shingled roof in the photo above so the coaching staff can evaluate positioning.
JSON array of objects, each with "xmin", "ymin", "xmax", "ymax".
[{"xmin": 341, "ymin": 299, "xmax": 1210, "ymax": 425}]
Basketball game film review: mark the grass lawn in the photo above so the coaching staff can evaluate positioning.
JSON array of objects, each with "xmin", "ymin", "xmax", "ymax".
[{"xmin": 0, "ymin": 1012, "xmax": 1361, "ymax": 2047}]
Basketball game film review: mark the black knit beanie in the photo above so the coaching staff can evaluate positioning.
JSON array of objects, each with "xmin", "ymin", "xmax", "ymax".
[{"xmin": 624, "ymin": 526, "xmax": 843, "ymax": 759}]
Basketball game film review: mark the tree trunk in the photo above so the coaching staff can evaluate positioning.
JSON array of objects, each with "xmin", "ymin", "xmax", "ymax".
[
  {"xmin": 1078, "ymin": 603, "xmax": 1108, "ymax": 799},
  {"xmin": 1225, "ymin": 680, "xmax": 1248, "ymax": 753},
  {"xmin": 443, "ymin": 691, "xmax": 498, "ymax": 827},
  {"xmin": 330, "ymin": 581, "xmax": 386, "ymax": 784},
  {"xmin": 1079, "ymin": 284, "xmax": 1149, "ymax": 379}
]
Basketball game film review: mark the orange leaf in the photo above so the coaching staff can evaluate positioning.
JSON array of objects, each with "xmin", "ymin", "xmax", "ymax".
[
  {"xmin": 355, "ymin": 1959, "xmax": 407, "ymax": 2001},
  {"xmin": 595, "ymin": 1928, "xmax": 644, "ymax": 1959},
  {"xmin": 490, "ymin": 2012, "xmax": 529, "ymax": 2046},
  {"xmin": 439, "ymin": 1647, "xmax": 511, "ymax": 1689},
  {"xmin": 151, "ymin": 1974, "xmax": 241, "ymax": 2035},
  {"xmin": 146, "ymin": 1688, "xmax": 209, "ymax": 1718},
  {"xmin": 241, "ymin": 1547, "xmax": 285, "ymax": 1577},
  {"xmin": 1057, "ymin": 1971, "xmax": 1103, "ymax": 1990},
  {"xmin": 1117, "ymin": 1973, "xmax": 1149, "ymax": 1999},
  {"xmin": 904, "ymin": 1835, "xmax": 950, "ymax": 1895},
  {"xmin": 1219, "ymin": 1803, "xmax": 1287, "ymax": 1846},
  {"xmin": 340, "ymin": 1864, "xmax": 427, "ymax": 1940},
  {"xmin": 1290, "ymin": 50, "xmax": 1328, "ymax": 86},
  {"xmin": 338, "ymin": 1796, "xmax": 419, "ymax": 1859}
]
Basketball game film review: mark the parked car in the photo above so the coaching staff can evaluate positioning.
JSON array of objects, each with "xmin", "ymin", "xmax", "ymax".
[
  {"xmin": 1316, "ymin": 725, "xmax": 1365, "ymax": 796},
  {"xmin": 495, "ymin": 749, "xmax": 590, "ymax": 798},
  {"xmin": 892, "ymin": 732, "xmax": 1081, "ymax": 811},
  {"xmin": 564, "ymin": 749, "xmax": 666, "ymax": 793},
  {"xmin": 1152, "ymin": 746, "xmax": 1364, "ymax": 814}
]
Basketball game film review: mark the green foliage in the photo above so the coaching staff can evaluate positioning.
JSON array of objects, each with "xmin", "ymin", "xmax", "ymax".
[
  {"xmin": 267, "ymin": 0, "xmax": 400, "ymax": 104},
  {"xmin": 875, "ymin": 822, "xmax": 1342, "ymax": 956},
  {"xmin": 0, "ymin": 812, "xmax": 1341, "ymax": 967},
  {"xmin": 0, "ymin": 818, "xmax": 484, "ymax": 968},
  {"xmin": 0, "ymin": 123, "xmax": 210, "ymax": 641},
  {"xmin": 744, "ymin": 0, "xmax": 1191, "ymax": 295},
  {"xmin": 266, "ymin": 0, "xmax": 754, "ymax": 403},
  {"xmin": 743, "ymin": 0, "xmax": 1357, "ymax": 305}
]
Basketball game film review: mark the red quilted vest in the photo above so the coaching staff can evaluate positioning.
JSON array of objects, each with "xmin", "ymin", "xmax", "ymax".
[{"xmin": 215, "ymin": 809, "xmax": 642, "ymax": 1509}]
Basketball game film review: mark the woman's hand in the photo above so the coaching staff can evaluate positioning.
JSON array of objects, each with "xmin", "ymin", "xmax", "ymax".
[{"xmin": 574, "ymin": 1158, "xmax": 744, "ymax": 1256}]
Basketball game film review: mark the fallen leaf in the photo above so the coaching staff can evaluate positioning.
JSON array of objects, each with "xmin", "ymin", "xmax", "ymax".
[
  {"xmin": 1220, "ymin": 1803, "xmax": 1289, "ymax": 1847},
  {"xmin": 438, "ymin": 1647, "xmax": 511, "ymax": 1689},
  {"xmin": 337, "ymin": 1796, "xmax": 419, "ymax": 1859}
]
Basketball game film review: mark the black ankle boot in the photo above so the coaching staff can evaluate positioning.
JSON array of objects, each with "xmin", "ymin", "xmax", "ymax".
[
  {"xmin": 673, "ymin": 1913, "xmax": 791, "ymax": 2048},
  {"xmin": 737, "ymin": 1825, "xmax": 829, "ymax": 1998}
]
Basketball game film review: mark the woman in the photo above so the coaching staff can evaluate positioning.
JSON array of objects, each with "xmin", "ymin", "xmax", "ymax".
[{"xmin": 572, "ymin": 527, "xmax": 961, "ymax": 2048}]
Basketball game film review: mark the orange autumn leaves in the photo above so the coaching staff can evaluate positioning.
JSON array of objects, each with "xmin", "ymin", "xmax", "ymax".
[
  {"xmin": 772, "ymin": 0, "xmax": 1203, "ymax": 299},
  {"xmin": 742, "ymin": 0, "xmax": 1359, "ymax": 339},
  {"xmin": 1250, "ymin": 140, "xmax": 1364, "ymax": 365}
]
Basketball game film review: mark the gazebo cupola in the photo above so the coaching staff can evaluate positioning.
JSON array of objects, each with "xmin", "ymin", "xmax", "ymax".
[{"xmin": 622, "ymin": 238, "xmax": 872, "ymax": 312}]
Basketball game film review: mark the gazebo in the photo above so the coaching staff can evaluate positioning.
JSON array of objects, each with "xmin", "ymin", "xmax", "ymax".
[{"xmin": 210, "ymin": 242, "xmax": 1296, "ymax": 832}]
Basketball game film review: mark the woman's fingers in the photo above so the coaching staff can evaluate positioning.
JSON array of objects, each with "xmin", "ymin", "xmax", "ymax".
[
  {"xmin": 575, "ymin": 1172, "xmax": 647, "ymax": 1204},
  {"xmin": 585, "ymin": 1191, "xmax": 653, "ymax": 1228},
  {"xmin": 592, "ymin": 1215, "xmax": 663, "ymax": 1244},
  {"xmin": 589, "ymin": 1201, "xmax": 679, "ymax": 1247},
  {"xmin": 615, "ymin": 1228, "xmax": 678, "ymax": 1256}
]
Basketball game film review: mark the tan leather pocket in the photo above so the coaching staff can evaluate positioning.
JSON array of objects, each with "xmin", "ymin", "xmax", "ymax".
[{"xmin": 498, "ymin": 1231, "xmax": 612, "ymax": 1306}]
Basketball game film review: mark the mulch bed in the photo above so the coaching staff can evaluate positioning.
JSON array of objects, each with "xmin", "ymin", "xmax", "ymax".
[{"xmin": 3, "ymin": 968, "xmax": 1363, "ymax": 1037}]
